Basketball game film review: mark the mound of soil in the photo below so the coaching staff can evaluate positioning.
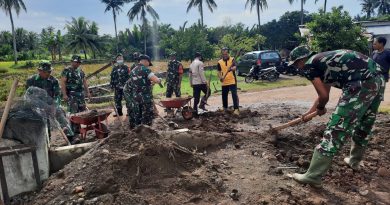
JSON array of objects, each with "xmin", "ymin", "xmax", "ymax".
[{"xmin": 29, "ymin": 126, "xmax": 224, "ymax": 205}]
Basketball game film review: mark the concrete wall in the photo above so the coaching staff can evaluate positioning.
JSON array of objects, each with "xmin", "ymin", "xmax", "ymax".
[{"xmin": 0, "ymin": 117, "xmax": 50, "ymax": 200}]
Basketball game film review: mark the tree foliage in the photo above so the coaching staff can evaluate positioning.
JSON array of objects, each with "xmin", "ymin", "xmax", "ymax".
[{"xmin": 307, "ymin": 7, "xmax": 368, "ymax": 53}]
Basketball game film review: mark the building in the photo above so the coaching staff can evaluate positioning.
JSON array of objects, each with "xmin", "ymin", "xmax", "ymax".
[{"xmin": 358, "ymin": 21, "xmax": 390, "ymax": 54}]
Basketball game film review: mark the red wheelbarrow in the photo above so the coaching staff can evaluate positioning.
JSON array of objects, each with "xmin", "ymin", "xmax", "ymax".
[
  {"xmin": 158, "ymin": 97, "xmax": 194, "ymax": 120},
  {"xmin": 70, "ymin": 109, "xmax": 112, "ymax": 140}
]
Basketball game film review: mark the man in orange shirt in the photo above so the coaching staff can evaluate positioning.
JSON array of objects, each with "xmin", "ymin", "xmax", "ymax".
[{"xmin": 217, "ymin": 47, "xmax": 240, "ymax": 115}]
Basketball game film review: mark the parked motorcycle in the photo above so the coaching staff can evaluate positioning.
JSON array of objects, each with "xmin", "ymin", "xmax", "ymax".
[{"xmin": 244, "ymin": 66, "xmax": 279, "ymax": 83}]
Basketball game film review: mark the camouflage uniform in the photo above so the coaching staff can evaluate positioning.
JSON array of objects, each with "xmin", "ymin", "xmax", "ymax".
[
  {"xmin": 124, "ymin": 64, "xmax": 155, "ymax": 128},
  {"xmin": 26, "ymin": 61, "xmax": 74, "ymax": 137},
  {"xmin": 302, "ymin": 49, "xmax": 385, "ymax": 156},
  {"xmin": 110, "ymin": 63, "xmax": 130, "ymax": 113},
  {"xmin": 61, "ymin": 66, "xmax": 87, "ymax": 113},
  {"xmin": 166, "ymin": 59, "xmax": 183, "ymax": 98}
]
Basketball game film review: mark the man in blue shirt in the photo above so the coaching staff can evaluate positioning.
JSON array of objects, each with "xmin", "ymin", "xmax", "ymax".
[{"xmin": 372, "ymin": 36, "xmax": 390, "ymax": 82}]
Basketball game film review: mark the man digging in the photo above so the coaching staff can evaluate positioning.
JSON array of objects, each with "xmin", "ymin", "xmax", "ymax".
[
  {"xmin": 288, "ymin": 46, "xmax": 385, "ymax": 188},
  {"xmin": 124, "ymin": 55, "xmax": 162, "ymax": 128}
]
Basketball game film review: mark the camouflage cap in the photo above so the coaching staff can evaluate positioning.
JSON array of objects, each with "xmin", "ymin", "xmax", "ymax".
[
  {"xmin": 38, "ymin": 61, "xmax": 53, "ymax": 72},
  {"xmin": 116, "ymin": 53, "xmax": 123, "ymax": 58},
  {"xmin": 288, "ymin": 46, "xmax": 312, "ymax": 66},
  {"xmin": 169, "ymin": 52, "xmax": 177, "ymax": 57},
  {"xmin": 139, "ymin": 55, "xmax": 153, "ymax": 66},
  {"xmin": 71, "ymin": 55, "xmax": 82, "ymax": 63}
]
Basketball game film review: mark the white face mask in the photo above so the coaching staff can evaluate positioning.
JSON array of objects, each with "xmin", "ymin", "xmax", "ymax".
[{"xmin": 117, "ymin": 60, "xmax": 124, "ymax": 64}]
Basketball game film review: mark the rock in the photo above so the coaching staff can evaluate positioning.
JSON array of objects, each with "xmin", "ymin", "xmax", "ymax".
[
  {"xmin": 359, "ymin": 189, "xmax": 369, "ymax": 196},
  {"xmin": 372, "ymin": 191, "xmax": 390, "ymax": 203},
  {"xmin": 306, "ymin": 196, "xmax": 326, "ymax": 205},
  {"xmin": 77, "ymin": 198, "xmax": 85, "ymax": 204},
  {"xmin": 370, "ymin": 150, "xmax": 380, "ymax": 158},
  {"xmin": 102, "ymin": 149, "xmax": 110, "ymax": 154},
  {"xmin": 73, "ymin": 186, "xmax": 84, "ymax": 194},
  {"xmin": 378, "ymin": 167, "xmax": 390, "ymax": 177}
]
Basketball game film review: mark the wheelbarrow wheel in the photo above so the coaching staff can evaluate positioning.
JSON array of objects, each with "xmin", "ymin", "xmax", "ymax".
[
  {"xmin": 182, "ymin": 106, "xmax": 194, "ymax": 120},
  {"xmin": 94, "ymin": 123, "xmax": 110, "ymax": 139}
]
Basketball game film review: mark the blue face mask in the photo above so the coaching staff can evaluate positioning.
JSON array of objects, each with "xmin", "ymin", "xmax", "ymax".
[{"xmin": 117, "ymin": 60, "xmax": 124, "ymax": 65}]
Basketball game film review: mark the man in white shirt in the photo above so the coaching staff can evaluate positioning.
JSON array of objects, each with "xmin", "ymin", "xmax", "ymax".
[{"xmin": 189, "ymin": 52, "xmax": 210, "ymax": 115}]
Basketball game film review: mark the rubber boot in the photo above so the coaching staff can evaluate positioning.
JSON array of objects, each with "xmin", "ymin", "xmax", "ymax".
[
  {"xmin": 117, "ymin": 108, "xmax": 123, "ymax": 116},
  {"xmin": 233, "ymin": 109, "xmax": 240, "ymax": 116},
  {"xmin": 292, "ymin": 149, "xmax": 333, "ymax": 188},
  {"xmin": 344, "ymin": 142, "xmax": 365, "ymax": 170}
]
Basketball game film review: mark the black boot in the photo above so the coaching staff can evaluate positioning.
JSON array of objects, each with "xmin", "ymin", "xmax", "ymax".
[{"xmin": 118, "ymin": 108, "xmax": 123, "ymax": 116}]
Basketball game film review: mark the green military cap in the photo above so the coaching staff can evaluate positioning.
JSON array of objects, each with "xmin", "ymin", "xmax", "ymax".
[
  {"xmin": 139, "ymin": 55, "xmax": 153, "ymax": 66},
  {"xmin": 71, "ymin": 55, "xmax": 82, "ymax": 63},
  {"xmin": 221, "ymin": 47, "xmax": 229, "ymax": 51},
  {"xmin": 116, "ymin": 53, "xmax": 123, "ymax": 58},
  {"xmin": 169, "ymin": 52, "xmax": 177, "ymax": 56},
  {"xmin": 288, "ymin": 46, "xmax": 312, "ymax": 66},
  {"xmin": 38, "ymin": 60, "xmax": 53, "ymax": 72}
]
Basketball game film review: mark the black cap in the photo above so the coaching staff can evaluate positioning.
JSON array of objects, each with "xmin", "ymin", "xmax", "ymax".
[
  {"xmin": 195, "ymin": 52, "xmax": 202, "ymax": 58},
  {"xmin": 139, "ymin": 55, "xmax": 153, "ymax": 66},
  {"xmin": 71, "ymin": 55, "xmax": 82, "ymax": 63}
]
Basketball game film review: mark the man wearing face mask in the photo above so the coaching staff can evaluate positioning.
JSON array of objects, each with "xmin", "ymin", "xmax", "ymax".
[{"xmin": 110, "ymin": 53, "xmax": 130, "ymax": 116}]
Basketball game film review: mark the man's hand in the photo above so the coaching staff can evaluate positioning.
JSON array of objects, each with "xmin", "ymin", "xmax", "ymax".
[
  {"xmin": 63, "ymin": 95, "xmax": 69, "ymax": 102},
  {"xmin": 316, "ymin": 107, "xmax": 327, "ymax": 116}
]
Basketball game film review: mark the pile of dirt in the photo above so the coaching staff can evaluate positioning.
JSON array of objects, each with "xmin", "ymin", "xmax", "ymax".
[
  {"xmin": 71, "ymin": 109, "xmax": 112, "ymax": 119},
  {"xmin": 28, "ymin": 126, "xmax": 225, "ymax": 205}
]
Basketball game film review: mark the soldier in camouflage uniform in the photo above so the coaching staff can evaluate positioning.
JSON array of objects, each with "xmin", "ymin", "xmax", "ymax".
[
  {"xmin": 110, "ymin": 53, "xmax": 130, "ymax": 116},
  {"xmin": 166, "ymin": 52, "xmax": 184, "ymax": 98},
  {"xmin": 60, "ymin": 55, "xmax": 92, "ymax": 136},
  {"xmin": 131, "ymin": 52, "xmax": 140, "ymax": 70},
  {"xmin": 26, "ymin": 61, "xmax": 74, "ymax": 140},
  {"xmin": 288, "ymin": 46, "xmax": 385, "ymax": 187},
  {"xmin": 124, "ymin": 55, "xmax": 162, "ymax": 128}
]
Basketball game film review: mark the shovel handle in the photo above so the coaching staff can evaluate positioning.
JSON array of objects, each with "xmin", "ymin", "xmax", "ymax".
[{"xmin": 272, "ymin": 111, "xmax": 318, "ymax": 131}]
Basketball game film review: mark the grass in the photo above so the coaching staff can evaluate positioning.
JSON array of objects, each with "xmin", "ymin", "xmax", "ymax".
[
  {"xmin": 0, "ymin": 60, "xmax": 310, "ymax": 105},
  {"xmin": 379, "ymin": 106, "xmax": 390, "ymax": 114}
]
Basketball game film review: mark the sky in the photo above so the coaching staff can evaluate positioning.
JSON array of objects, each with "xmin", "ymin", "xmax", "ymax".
[{"xmin": 0, "ymin": 0, "xmax": 362, "ymax": 36}]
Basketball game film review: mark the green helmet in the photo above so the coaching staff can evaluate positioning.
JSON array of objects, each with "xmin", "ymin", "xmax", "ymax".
[
  {"xmin": 38, "ymin": 61, "xmax": 53, "ymax": 72},
  {"xmin": 288, "ymin": 46, "xmax": 312, "ymax": 66}
]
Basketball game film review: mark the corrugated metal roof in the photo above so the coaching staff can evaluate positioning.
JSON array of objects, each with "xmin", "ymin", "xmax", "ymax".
[{"xmin": 364, "ymin": 26, "xmax": 390, "ymax": 35}]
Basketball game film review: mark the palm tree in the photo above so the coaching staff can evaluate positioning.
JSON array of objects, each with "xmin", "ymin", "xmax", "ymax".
[
  {"xmin": 315, "ymin": 0, "xmax": 327, "ymax": 13},
  {"xmin": 65, "ymin": 17, "xmax": 102, "ymax": 60},
  {"xmin": 288, "ymin": 0, "xmax": 306, "ymax": 25},
  {"xmin": 245, "ymin": 0, "xmax": 268, "ymax": 31},
  {"xmin": 101, "ymin": 0, "xmax": 128, "ymax": 53},
  {"xmin": 376, "ymin": 0, "xmax": 390, "ymax": 16},
  {"xmin": 361, "ymin": 0, "xmax": 377, "ymax": 18},
  {"xmin": 127, "ymin": 0, "xmax": 159, "ymax": 54},
  {"xmin": 0, "ymin": 0, "xmax": 26, "ymax": 64},
  {"xmin": 186, "ymin": 0, "xmax": 217, "ymax": 27}
]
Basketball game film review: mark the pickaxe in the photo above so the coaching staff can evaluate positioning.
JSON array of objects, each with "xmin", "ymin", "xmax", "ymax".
[{"xmin": 268, "ymin": 111, "xmax": 318, "ymax": 134}]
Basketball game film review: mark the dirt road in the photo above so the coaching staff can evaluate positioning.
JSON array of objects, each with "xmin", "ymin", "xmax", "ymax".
[{"xmin": 206, "ymin": 82, "xmax": 390, "ymax": 110}]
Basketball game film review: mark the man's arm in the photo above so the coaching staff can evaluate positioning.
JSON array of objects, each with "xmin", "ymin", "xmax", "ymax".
[
  {"xmin": 310, "ymin": 77, "xmax": 331, "ymax": 115},
  {"xmin": 199, "ymin": 62, "xmax": 207, "ymax": 84},
  {"xmin": 178, "ymin": 64, "xmax": 184, "ymax": 87},
  {"xmin": 217, "ymin": 63, "xmax": 223, "ymax": 80},
  {"xmin": 83, "ymin": 78, "xmax": 92, "ymax": 99},
  {"xmin": 60, "ymin": 77, "xmax": 68, "ymax": 101}
]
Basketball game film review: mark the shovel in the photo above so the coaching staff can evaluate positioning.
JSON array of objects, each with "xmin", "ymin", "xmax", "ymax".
[{"xmin": 268, "ymin": 111, "xmax": 318, "ymax": 134}]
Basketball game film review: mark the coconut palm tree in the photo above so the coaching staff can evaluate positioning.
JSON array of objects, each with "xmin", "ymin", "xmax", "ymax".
[
  {"xmin": 186, "ymin": 0, "xmax": 217, "ymax": 27},
  {"xmin": 315, "ymin": 0, "xmax": 327, "ymax": 13},
  {"xmin": 0, "ymin": 0, "xmax": 26, "ymax": 64},
  {"xmin": 361, "ymin": 0, "xmax": 377, "ymax": 18},
  {"xmin": 245, "ymin": 0, "xmax": 268, "ymax": 31},
  {"xmin": 101, "ymin": 0, "xmax": 128, "ymax": 53},
  {"xmin": 65, "ymin": 17, "xmax": 102, "ymax": 60},
  {"xmin": 127, "ymin": 0, "xmax": 159, "ymax": 54},
  {"xmin": 376, "ymin": 0, "xmax": 390, "ymax": 15},
  {"xmin": 288, "ymin": 0, "xmax": 306, "ymax": 25}
]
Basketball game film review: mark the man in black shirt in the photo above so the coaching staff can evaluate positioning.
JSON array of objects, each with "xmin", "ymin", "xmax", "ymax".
[{"xmin": 372, "ymin": 36, "xmax": 390, "ymax": 82}]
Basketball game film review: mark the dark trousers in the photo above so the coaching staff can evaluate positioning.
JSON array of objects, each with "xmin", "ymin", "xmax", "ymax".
[
  {"xmin": 114, "ymin": 88, "xmax": 124, "ymax": 111},
  {"xmin": 193, "ymin": 84, "xmax": 210, "ymax": 113},
  {"xmin": 222, "ymin": 84, "xmax": 239, "ymax": 109}
]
